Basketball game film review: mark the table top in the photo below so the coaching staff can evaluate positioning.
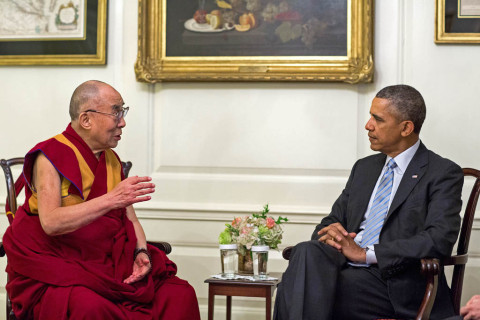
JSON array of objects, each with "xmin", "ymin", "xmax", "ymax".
[{"xmin": 205, "ymin": 272, "xmax": 282, "ymax": 286}]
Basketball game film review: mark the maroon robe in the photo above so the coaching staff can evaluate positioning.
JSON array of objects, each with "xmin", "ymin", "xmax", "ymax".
[{"xmin": 3, "ymin": 125, "xmax": 200, "ymax": 319}]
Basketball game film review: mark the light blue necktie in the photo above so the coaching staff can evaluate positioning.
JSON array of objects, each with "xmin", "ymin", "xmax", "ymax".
[{"xmin": 360, "ymin": 159, "xmax": 397, "ymax": 248}]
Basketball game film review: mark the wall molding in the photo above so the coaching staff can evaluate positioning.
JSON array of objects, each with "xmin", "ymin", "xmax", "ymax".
[{"xmin": 135, "ymin": 201, "xmax": 329, "ymax": 222}]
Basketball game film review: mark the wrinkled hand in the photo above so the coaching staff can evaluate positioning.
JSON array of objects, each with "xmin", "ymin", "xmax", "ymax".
[
  {"xmin": 461, "ymin": 295, "xmax": 480, "ymax": 320},
  {"xmin": 109, "ymin": 176, "xmax": 155, "ymax": 209},
  {"xmin": 123, "ymin": 252, "xmax": 152, "ymax": 284},
  {"xmin": 317, "ymin": 222, "xmax": 366, "ymax": 263}
]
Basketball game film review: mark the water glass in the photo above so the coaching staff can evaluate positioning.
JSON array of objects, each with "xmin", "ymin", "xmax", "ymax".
[
  {"xmin": 252, "ymin": 245, "xmax": 269, "ymax": 279},
  {"xmin": 219, "ymin": 244, "xmax": 238, "ymax": 278}
]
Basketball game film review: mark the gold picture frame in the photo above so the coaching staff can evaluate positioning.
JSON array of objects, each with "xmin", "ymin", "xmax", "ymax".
[
  {"xmin": 135, "ymin": 0, "xmax": 374, "ymax": 83},
  {"xmin": 0, "ymin": 0, "xmax": 107, "ymax": 65},
  {"xmin": 435, "ymin": 0, "xmax": 480, "ymax": 43}
]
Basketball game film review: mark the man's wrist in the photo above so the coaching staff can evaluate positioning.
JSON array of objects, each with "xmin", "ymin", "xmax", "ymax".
[
  {"xmin": 364, "ymin": 247, "xmax": 369, "ymax": 263},
  {"xmin": 134, "ymin": 247, "xmax": 152, "ymax": 265},
  {"xmin": 364, "ymin": 246, "xmax": 378, "ymax": 265}
]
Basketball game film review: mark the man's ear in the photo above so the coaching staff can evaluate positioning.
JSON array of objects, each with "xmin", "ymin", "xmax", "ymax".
[
  {"xmin": 78, "ymin": 113, "xmax": 92, "ymax": 130},
  {"xmin": 401, "ymin": 120, "xmax": 415, "ymax": 137}
]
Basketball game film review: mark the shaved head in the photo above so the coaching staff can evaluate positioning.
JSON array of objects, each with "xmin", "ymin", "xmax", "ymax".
[{"xmin": 69, "ymin": 80, "xmax": 111, "ymax": 120}]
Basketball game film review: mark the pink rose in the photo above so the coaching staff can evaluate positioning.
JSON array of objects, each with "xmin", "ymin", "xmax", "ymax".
[
  {"xmin": 232, "ymin": 217, "xmax": 242, "ymax": 227},
  {"xmin": 266, "ymin": 217, "xmax": 275, "ymax": 229}
]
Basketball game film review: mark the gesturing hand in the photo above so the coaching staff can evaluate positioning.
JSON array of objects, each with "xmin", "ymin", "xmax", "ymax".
[
  {"xmin": 123, "ymin": 252, "xmax": 152, "ymax": 284},
  {"xmin": 108, "ymin": 176, "xmax": 155, "ymax": 209}
]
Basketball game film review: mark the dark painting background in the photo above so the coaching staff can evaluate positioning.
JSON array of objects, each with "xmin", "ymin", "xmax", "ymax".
[{"xmin": 166, "ymin": 0, "xmax": 348, "ymax": 57}]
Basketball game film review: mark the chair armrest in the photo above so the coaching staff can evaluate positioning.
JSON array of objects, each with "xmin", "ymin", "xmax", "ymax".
[
  {"xmin": 0, "ymin": 241, "xmax": 5, "ymax": 258},
  {"xmin": 282, "ymin": 246, "xmax": 293, "ymax": 260},
  {"xmin": 415, "ymin": 258, "xmax": 440, "ymax": 320},
  {"xmin": 147, "ymin": 241, "xmax": 172, "ymax": 255},
  {"xmin": 443, "ymin": 254, "xmax": 468, "ymax": 266}
]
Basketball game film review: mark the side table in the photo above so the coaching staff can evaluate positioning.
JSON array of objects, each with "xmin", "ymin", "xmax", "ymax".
[{"xmin": 204, "ymin": 272, "xmax": 281, "ymax": 320}]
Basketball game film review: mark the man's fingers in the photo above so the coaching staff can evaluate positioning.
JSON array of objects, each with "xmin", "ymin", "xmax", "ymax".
[
  {"xmin": 136, "ymin": 187, "xmax": 155, "ymax": 195},
  {"xmin": 333, "ymin": 224, "xmax": 349, "ymax": 236},
  {"xmin": 326, "ymin": 237, "xmax": 342, "ymax": 250},
  {"xmin": 318, "ymin": 223, "xmax": 348, "ymax": 238},
  {"xmin": 132, "ymin": 195, "xmax": 152, "ymax": 204},
  {"xmin": 123, "ymin": 275, "xmax": 137, "ymax": 284},
  {"xmin": 136, "ymin": 182, "xmax": 155, "ymax": 190},
  {"xmin": 326, "ymin": 229, "xmax": 343, "ymax": 242},
  {"xmin": 128, "ymin": 176, "xmax": 152, "ymax": 183}
]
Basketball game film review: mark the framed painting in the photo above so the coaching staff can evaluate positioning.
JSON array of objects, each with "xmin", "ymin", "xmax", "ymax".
[
  {"xmin": 135, "ymin": 0, "xmax": 373, "ymax": 83},
  {"xmin": 436, "ymin": 0, "xmax": 480, "ymax": 43},
  {"xmin": 0, "ymin": 0, "xmax": 107, "ymax": 65}
]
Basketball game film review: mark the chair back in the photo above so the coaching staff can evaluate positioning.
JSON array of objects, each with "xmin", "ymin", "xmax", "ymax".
[
  {"xmin": 450, "ymin": 168, "xmax": 480, "ymax": 312},
  {"xmin": 0, "ymin": 158, "xmax": 25, "ymax": 219}
]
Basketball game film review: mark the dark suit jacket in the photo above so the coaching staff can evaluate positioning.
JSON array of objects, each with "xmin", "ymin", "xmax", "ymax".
[{"xmin": 311, "ymin": 142, "xmax": 464, "ymax": 319}]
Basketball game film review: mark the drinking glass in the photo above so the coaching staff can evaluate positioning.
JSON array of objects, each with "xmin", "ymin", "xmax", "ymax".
[
  {"xmin": 252, "ymin": 245, "xmax": 269, "ymax": 280},
  {"xmin": 219, "ymin": 244, "xmax": 238, "ymax": 278}
]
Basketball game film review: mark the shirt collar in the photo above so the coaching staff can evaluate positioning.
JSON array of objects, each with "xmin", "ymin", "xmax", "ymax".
[{"xmin": 386, "ymin": 139, "xmax": 420, "ymax": 175}]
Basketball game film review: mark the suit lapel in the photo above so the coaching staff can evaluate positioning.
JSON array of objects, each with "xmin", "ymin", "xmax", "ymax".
[{"xmin": 386, "ymin": 143, "xmax": 429, "ymax": 220}]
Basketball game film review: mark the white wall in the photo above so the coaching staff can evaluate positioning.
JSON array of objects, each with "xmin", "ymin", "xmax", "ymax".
[{"xmin": 0, "ymin": 1, "xmax": 479, "ymax": 319}]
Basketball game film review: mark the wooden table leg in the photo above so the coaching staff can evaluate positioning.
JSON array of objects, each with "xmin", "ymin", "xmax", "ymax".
[
  {"xmin": 226, "ymin": 296, "xmax": 232, "ymax": 320},
  {"xmin": 208, "ymin": 287, "xmax": 215, "ymax": 320},
  {"xmin": 266, "ymin": 287, "xmax": 272, "ymax": 320}
]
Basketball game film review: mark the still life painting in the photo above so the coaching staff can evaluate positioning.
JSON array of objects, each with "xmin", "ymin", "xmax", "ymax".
[
  {"xmin": 135, "ymin": 0, "xmax": 374, "ymax": 82},
  {"xmin": 166, "ymin": 0, "xmax": 347, "ymax": 57}
]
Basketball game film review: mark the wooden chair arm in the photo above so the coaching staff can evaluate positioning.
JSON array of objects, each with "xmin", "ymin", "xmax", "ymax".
[
  {"xmin": 415, "ymin": 258, "xmax": 440, "ymax": 320},
  {"xmin": 442, "ymin": 254, "xmax": 468, "ymax": 266},
  {"xmin": 0, "ymin": 242, "xmax": 5, "ymax": 258},
  {"xmin": 147, "ymin": 241, "xmax": 172, "ymax": 255},
  {"xmin": 282, "ymin": 246, "xmax": 293, "ymax": 260}
]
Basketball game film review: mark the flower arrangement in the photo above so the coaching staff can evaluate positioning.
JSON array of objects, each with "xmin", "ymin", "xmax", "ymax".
[{"xmin": 218, "ymin": 204, "xmax": 288, "ymax": 256}]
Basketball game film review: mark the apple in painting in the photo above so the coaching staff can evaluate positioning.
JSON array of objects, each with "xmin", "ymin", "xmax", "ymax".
[
  {"xmin": 193, "ymin": 9, "xmax": 207, "ymax": 24},
  {"xmin": 238, "ymin": 12, "xmax": 256, "ymax": 28}
]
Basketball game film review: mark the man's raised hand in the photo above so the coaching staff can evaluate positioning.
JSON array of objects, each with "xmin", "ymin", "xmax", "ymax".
[{"xmin": 108, "ymin": 176, "xmax": 155, "ymax": 208}]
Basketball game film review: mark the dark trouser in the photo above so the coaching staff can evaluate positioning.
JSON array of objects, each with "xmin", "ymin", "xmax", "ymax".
[{"xmin": 274, "ymin": 240, "xmax": 396, "ymax": 320}]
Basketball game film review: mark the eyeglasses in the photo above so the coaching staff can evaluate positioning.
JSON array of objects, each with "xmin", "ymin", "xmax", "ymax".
[{"xmin": 84, "ymin": 106, "xmax": 129, "ymax": 121}]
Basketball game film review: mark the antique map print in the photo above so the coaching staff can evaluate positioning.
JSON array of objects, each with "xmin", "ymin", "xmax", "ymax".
[
  {"xmin": 0, "ymin": 0, "xmax": 85, "ymax": 40},
  {"xmin": 460, "ymin": 0, "xmax": 480, "ymax": 16}
]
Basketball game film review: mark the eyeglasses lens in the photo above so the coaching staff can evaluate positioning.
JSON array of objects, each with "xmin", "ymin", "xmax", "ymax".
[{"xmin": 116, "ymin": 107, "xmax": 129, "ymax": 120}]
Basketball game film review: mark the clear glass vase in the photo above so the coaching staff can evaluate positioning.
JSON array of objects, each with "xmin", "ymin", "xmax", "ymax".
[{"xmin": 238, "ymin": 249, "xmax": 253, "ymax": 275}]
